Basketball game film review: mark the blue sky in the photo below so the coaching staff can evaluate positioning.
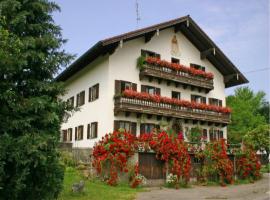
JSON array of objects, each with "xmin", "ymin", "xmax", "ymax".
[{"xmin": 53, "ymin": 0, "xmax": 269, "ymax": 99}]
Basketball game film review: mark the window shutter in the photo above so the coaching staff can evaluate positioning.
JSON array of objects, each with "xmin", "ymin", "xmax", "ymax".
[
  {"xmin": 88, "ymin": 87, "xmax": 92, "ymax": 102},
  {"xmin": 96, "ymin": 84, "xmax": 99, "ymax": 99},
  {"xmin": 140, "ymin": 124, "xmax": 145, "ymax": 135},
  {"xmin": 201, "ymin": 97, "xmax": 206, "ymax": 104},
  {"xmin": 81, "ymin": 91, "xmax": 85, "ymax": 105},
  {"xmin": 87, "ymin": 124, "xmax": 90, "ymax": 139},
  {"xmin": 156, "ymin": 88, "xmax": 161, "ymax": 95},
  {"xmin": 141, "ymin": 85, "xmax": 146, "ymax": 92},
  {"xmin": 69, "ymin": 129, "xmax": 72, "ymax": 141},
  {"xmin": 218, "ymin": 100, "xmax": 222, "ymax": 107},
  {"xmin": 114, "ymin": 120, "xmax": 120, "ymax": 131},
  {"xmin": 76, "ymin": 94, "xmax": 79, "ymax": 107},
  {"xmin": 62, "ymin": 130, "xmax": 67, "ymax": 142},
  {"xmin": 131, "ymin": 122, "xmax": 137, "ymax": 136},
  {"xmin": 75, "ymin": 127, "xmax": 78, "ymax": 140},
  {"xmin": 115, "ymin": 80, "xmax": 121, "ymax": 95},
  {"xmin": 132, "ymin": 83, "xmax": 137, "ymax": 91},
  {"xmin": 95, "ymin": 122, "xmax": 98, "ymax": 138},
  {"xmin": 81, "ymin": 125, "xmax": 84, "ymax": 139}
]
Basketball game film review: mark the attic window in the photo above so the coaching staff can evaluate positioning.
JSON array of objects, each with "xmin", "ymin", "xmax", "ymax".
[
  {"xmin": 171, "ymin": 57, "xmax": 180, "ymax": 64},
  {"xmin": 141, "ymin": 50, "xmax": 160, "ymax": 59},
  {"xmin": 190, "ymin": 63, "xmax": 205, "ymax": 72}
]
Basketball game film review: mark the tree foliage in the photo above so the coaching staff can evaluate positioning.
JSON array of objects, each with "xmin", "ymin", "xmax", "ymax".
[
  {"xmin": 226, "ymin": 87, "xmax": 267, "ymax": 143},
  {"xmin": 0, "ymin": 0, "xmax": 73, "ymax": 199}
]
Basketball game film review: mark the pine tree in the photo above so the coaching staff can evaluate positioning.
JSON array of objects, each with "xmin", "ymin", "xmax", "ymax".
[{"xmin": 0, "ymin": 0, "xmax": 73, "ymax": 199}]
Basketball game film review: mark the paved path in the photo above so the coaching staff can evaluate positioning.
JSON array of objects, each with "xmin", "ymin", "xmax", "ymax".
[{"xmin": 136, "ymin": 174, "xmax": 270, "ymax": 200}]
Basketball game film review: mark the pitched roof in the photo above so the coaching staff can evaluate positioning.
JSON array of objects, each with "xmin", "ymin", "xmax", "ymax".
[{"xmin": 56, "ymin": 15, "xmax": 248, "ymax": 88}]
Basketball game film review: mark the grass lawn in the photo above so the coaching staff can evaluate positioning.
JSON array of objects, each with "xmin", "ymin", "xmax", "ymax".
[{"xmin": 58, "ymin": 167, "xmax": 144, "ymax": 200}]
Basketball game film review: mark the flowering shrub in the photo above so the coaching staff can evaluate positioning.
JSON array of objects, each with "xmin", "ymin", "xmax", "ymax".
[
  {"xmin": 145, "ymin": 56, "xmax": 214, "ymax": 79},
  {"xmin": 123, "ymin": 89, "xmax": 232, "ymax": 114},
  {"xmin": 92, "ymin": 131, "xmax": 137, "ymax": 186},
  {"xmin": 130, "ymin": 163, "xmax": 147, "ymax": 188},
  {"xmin": 237, "ymin": 146, "xmax": 261, "ymax": 180},
  {"xmin": 166, "ymin": 173, "xmax": 178, "ymax": 188},
  {"xmin": 197, "ymin": 139, "xmax": 233, "ymax": 185}
]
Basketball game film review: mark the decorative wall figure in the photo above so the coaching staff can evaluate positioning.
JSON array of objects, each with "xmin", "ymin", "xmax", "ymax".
[{"xmin": 171, "ymin": 35, "xmax": 180, "ymax": 56}]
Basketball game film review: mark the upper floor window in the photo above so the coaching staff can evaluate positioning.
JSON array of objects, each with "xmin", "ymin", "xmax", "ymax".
[
  {"xmin": 190, "ymin": 63, "xmax": 206, "ymax": 72},
  {"xmin": 89, "ymin": 84, "xmax": 99, "ymax": 102},
  {"xmin": 67, "ymin": 96, "xmax": 74, "ymax": 108},
  {"xmin": 114, "ymin": 120, "xmax": 137, "ymax": 136},
  {"xmin": 140, "ymin": 123, "xmax": 160, "ymax": 135},
  {"xmin": 141, "ymin": 49, "xmax": 160, "ymax": 59},
  {"xmin": 141, "ymin": 85, "xmax": 160, "ymax": 95},
  {"xmin": 76, "ymin": 91, "xmax": 85, "ymax": 107},
  {"xmin": 75, "ymin": 125, "xmax": 84, "ymax": 140},
  {"xmin": 115, "ymin": 80, "xmax": 137, "ymax": 95},
  {"xmin": 171, "ymin": 57, "xmax": 180, "ymax": 64},
  {"xmin": 172, "ymin": 91, "xmax": 181, "ymax": 99},
  {"xmin": 191, "ymin": 94, "xmax": 206, "ymax": 104},
  {"xmin": 209, "ymin": 98, "xmax": 222, "ymax": 106},
  {"xmin": 87, "ymin": 122, "xmax": 98, "ymax": 139}
]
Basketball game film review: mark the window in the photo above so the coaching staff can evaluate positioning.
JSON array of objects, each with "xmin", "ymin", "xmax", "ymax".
[
  {"xmin": 190, "ymin": 63, "xmax": 206, "ymax": 71},
  {"xmin": 114, "ymin": 121, "xmax": 137, "ymax": 136},
  {"xmin": 115, "ymin": 80, "xmax": 137, "ymax": 95},
  {"xmin": 202, "ymin": 129, "xmax": 208, "ymax": 141},
  {"xmin": 75, "ymin": 125, "xmax": 84, "ymax": 140},
  {"xmin": 76, "ymin": 91, "xmax": 85, "ymax": 107},
  {"xmin": 171, "ymin": 57, "xmax": 180, "ymax": 64},
  {"xmin": 62, "ymin": 129, "xmax": 67, "ymax": 142},
  {"xmin": 67, "ymin": 96, "xmax": 74, "ymax": 108},
  {"xmin": 172, "ymin": 91, "xmax": 181, "ymax": 99},
  {"xmin": 141, "ymin": 49, "xmax": 160, "ymax": 59},
  {"xmin": 140, "ymin": 123, "xmax": 159, "ymax": 134},
  {"xmin": 67, "ymin": 128, "xmax": 72, "ymax": 142},
  {"xmin": 209, "ymin": 129, "xmax": 223, "ymax": 141},
  {"xmin": 191, "ymin": 95, "xmax": 206, "ymax": 104},
  {"xmin": 89, "ymin": 84, "xmax": 99, "ymax": 102},
  {"xmin": 209, "ymin": 98, "xmax": 222, "ymax": 106},
  {"xmin": 91, "ymin": 122, "xmax": 98, "ymax": 139},
  {"xmin": 141, "ymin": 85, "xmax": 160, "ymax": 95}
]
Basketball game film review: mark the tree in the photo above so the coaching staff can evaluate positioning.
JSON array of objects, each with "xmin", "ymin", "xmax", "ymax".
[
  {"xmin": 226, "ymin": 87, "xmax": 267, "ymax": 143},
  {"xmin": 258, "ymin": 101, "xmax": 270, "ymax": 124},
  {"xmin": 0, "ymin": 0, "xmax": 73, "ymax": 199},
  {"xmin": 244, "ymin": 124, "xmax": 270, "ymax": 162}
]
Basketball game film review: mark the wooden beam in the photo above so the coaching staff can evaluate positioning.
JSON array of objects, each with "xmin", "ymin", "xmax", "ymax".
[
  {"xmin": 200, "ymin": 48, "xmax": 215, "ymax": 60},
  {"xmin": 145, "ymin": 31, "xmax": 155, "ymax": 43}
]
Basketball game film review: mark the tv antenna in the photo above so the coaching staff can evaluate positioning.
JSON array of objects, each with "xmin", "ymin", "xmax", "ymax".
[{"xmin": 135, "ymin": 0, "xmax": 141, "ymax": 28}]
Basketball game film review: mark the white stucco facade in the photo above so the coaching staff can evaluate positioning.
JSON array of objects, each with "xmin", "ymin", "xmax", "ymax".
[{"xmin": 60, "ymin": 27, "xmax": 228, "ymax": 148}]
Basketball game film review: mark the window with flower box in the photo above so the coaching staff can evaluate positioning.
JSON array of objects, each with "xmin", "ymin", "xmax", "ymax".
[
  {"xmin": 140, "ymin": 123, "xmax": 160, "ymax": 135},
  {"xmin": 141, "ymin": 49, "xmax": 160, "ymax": 59},
  {"xmin": 190, "ymin": 63, "xmax": 205, "ymax": 72},
  {"xmin": 141, "ymin": 85, "xmax": 160, "ymax": 95},
  {"xmin": 75, "ymin": 125, "xmax": 84, "ymax": 140},
  {"xmin": 209, "ymin": 98, "xmax": 222, "ymax": 106},
  {"xmin": 172, "ymin": 91, "xmax": 181, "ymax": 99},
  {"xmin": 114, "ymin": 120, "xmax": 137, "ymax": 136},
  {"xmin": 67, "ymin": 96, "xmax": 74, "ymax": 108},
  {"xmin": 115, "ymin": 80, "xmax": 137, "ymax": 95},
  {"xmin": 76, "ymin": 91, "xmax": 85, "ymax": 107},
  {"xmin": 89, "ymin": 83, "xmax": 99, "ymax": 102},
  {"xmin": 171, "ymin": 57, "xmax": 180, "ymax": 64},
  {"xmin": 191, "ymin": 94, "xmax": 206, "ymax": 104}
]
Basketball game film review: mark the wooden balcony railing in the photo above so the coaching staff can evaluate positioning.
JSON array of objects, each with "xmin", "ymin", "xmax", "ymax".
[
  {"xmin": 114, "ymin": 97, "xmax": 230, "ymax": 124},
  {"xmin": 140, "ymin": 64, "xmax": 214, "ymax": 91}
]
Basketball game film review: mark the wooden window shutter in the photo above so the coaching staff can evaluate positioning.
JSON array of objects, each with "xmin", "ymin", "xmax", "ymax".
[
  {"xmin": 140, "ymin": 124, "xmax": 145, "ymax": 135},
  {"xmin": 76, "ymin": 94, "xmax": 79, "ymax": 107},
  {"xmin": 87, "ymin": 124, "xmax": 90, "ymax": 139},
  {"xmin": 81, "ymin": 91, "xmax": 85, "ymax": 105},
  {"xmin": 132, "ymin": 83, "xmax": 137, "ymax": 91},
  {"xmin": 218, "ymin": 100, "xmax": 222, "ymax": 107},
  {"xmin": 88, "ymin": 87, "xmax": 92, "ymax": 102},
  {"xmin": 114, "ymin": 120, "xmax": 120, "ymax": 131},
  {"xmin": 156, "ymin": 88, "xmax": 161, "ymax": 95},
  {"xmin": 141, "ymin": 85, "xmax": 146, "ymax": 92},
  {"xmin": 131, "ymin": 122, "xmax": 137, "ymax": 136},
  {"xmin": 75, "ymin": 127, "xmax": 78, "ymax": 140},
  {"xmin": 201, "ymin": 97, "xmax": 206, "ymax": 104},
  {"xmin": 62, "ymin": 130, "xmax": 67, "ymax": 142},
  {"xmin": 81, "ymin": 125, "xmax": 84, "ymax": 139},
  {"xmin": 95, "ymin": 122, "xmax": 98, "ymax": 138},
  {"xmin": 115, "ymin": 80, "xmax": 121, "ymax": 95},
  {"xmin": 96, "ymin": 84, "xmax": 99, "ymax": 99},
  {"xmin": 69, "ymin": 128, "xmax": 72, "ymax": 141}
]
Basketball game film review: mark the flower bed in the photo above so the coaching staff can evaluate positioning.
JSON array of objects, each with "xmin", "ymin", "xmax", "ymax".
[
  {"xmin": 143, "ymin": 56, "xmax": 214, "ymax": 80},
  {"xmin": 123, "ymin": 89, "xmax": 231, "ymax": 114}
]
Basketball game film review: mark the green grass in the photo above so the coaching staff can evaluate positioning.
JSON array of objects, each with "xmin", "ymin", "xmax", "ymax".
[
  {"xmin": 58, "ymin": 167, "xmax": 144, "ymax": 200},
  {"xmin": 260, "ymin": 163, "xmax": 270, "ymax": 173}
]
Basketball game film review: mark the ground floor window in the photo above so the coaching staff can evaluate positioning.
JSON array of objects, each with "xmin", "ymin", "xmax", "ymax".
[
  {"xmin": 140, "ymin": 123, "xmax": 160, "ymax": 135},
  {"xmin": 209, "ymin": 129, "xmax": 223, "ymax": 141},
  {"xmin": 114, "ymin": 120, "xmax": 136, "ymax": 135},
  {"xmin": 75, "ymin": 125, "xmax": 84, "ymax": 141},
  {"xmin": 87, "ymin": 122, "xmax": 98, "ymax": 139}
]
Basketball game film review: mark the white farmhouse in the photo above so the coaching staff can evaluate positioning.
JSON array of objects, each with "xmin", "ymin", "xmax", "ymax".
[{"xmin": 57, "ymin": 16, "xmax": 248, "ymax": 150}]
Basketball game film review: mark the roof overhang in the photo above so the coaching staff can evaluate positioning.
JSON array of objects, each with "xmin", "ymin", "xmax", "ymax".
[{"xmin": 56, "ymin": 15, "xmax": 248, "ymax": 88}]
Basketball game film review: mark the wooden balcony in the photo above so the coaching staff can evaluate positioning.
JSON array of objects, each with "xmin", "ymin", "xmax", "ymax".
[
  {"xmin": 114, "ymin": 97, "xmax": 230, "ymax": 124},
  {"xmin": 139, "ymin": 64, "xmax": 214, "ymax": 92}
]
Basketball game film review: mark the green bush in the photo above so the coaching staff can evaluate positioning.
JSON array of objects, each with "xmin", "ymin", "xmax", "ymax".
[{"xmin": 60, "ymin": 151, "xmax": 76, "ymax": 167}]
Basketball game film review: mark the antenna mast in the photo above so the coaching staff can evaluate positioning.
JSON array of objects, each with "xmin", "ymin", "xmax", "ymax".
[{"xmin": 135, "ymin": 0, "xmax": 141, "ymax": 28}]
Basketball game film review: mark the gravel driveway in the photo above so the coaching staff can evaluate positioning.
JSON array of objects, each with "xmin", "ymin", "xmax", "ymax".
[{"xmin": 136, "ymin": 174, "xmax": 270, "ymax": 200}]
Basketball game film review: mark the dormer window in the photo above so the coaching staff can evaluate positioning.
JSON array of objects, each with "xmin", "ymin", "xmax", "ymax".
[{"xmin": 141, "ymin": 49, "xmax": 160, "ymax": 59}]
